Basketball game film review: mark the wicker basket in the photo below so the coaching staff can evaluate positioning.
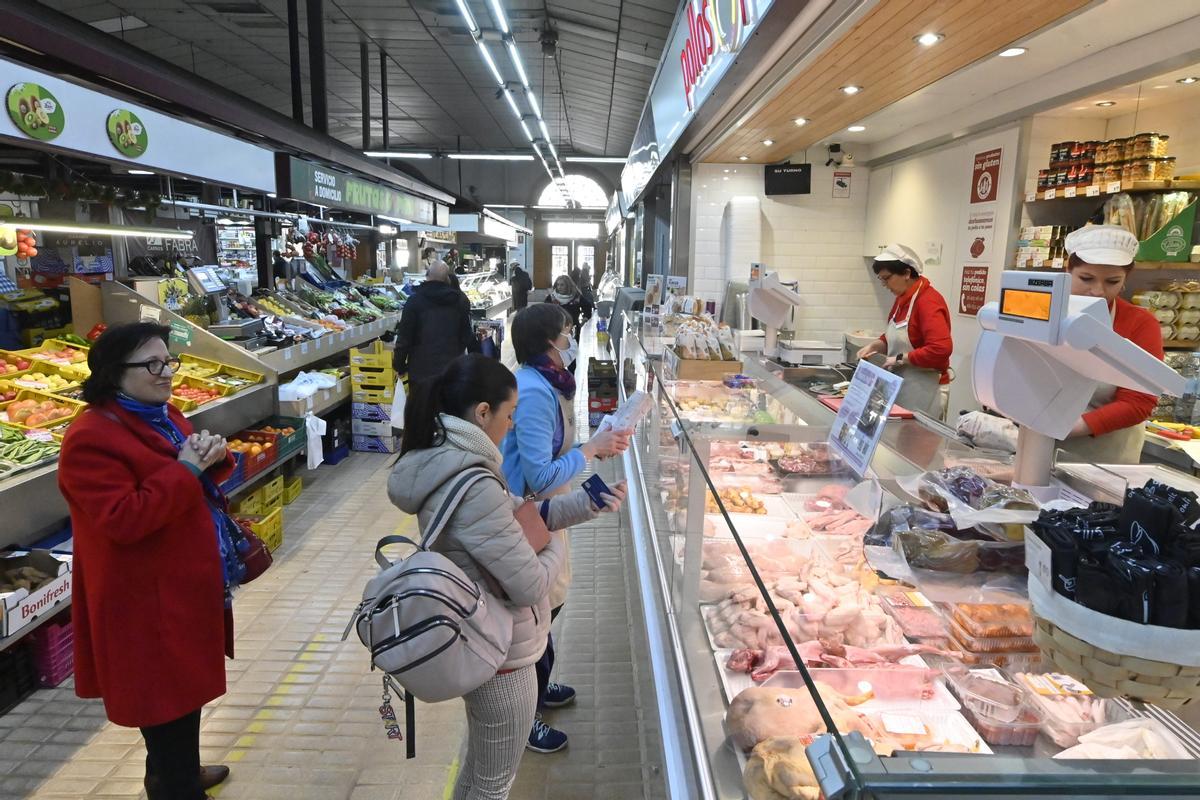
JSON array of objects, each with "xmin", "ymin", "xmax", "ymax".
[{"xmin": 1033, "ymin": 616, "xmax": 1200, "ymax": 708}]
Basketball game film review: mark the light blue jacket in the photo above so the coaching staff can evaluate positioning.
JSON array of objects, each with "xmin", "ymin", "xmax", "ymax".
[{"xmin": 502, "ymin": 366, "xmax": 586, "ymax": 497}]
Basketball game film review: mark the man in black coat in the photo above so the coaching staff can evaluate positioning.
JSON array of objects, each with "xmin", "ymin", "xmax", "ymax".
[
  {"xmin": 509, "ymin": 264, "xmax": 532, "ymax": 310},
  {"xmin": 393, "ymin": 261, "xmax": 479, "ymax": 404}
]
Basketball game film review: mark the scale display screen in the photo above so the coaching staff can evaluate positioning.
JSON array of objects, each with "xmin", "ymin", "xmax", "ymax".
[
  {"xmin": 1000, "ymin": 288, "xmax": 1053, "ymax": 321},
  {"xmin": 188, "ymin": 266, "xmax": 226, "ymax": 295}
]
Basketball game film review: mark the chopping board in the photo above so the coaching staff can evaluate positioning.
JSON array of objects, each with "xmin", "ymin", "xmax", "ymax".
[{"xmin": 818, "ymin": 395, "xmax": 915, "ymax": 420}]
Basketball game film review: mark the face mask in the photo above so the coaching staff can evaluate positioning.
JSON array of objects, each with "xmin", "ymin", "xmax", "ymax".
[{"xmin": 556, "ymin": 335, "xmax": 578, "ymax": 366}]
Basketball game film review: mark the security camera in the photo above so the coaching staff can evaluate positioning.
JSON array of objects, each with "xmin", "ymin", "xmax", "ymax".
[
  {"xmin": 541, "ymin": 26, "xmax": 559, "ymax": 58},
  {"xmin": 825, "ymin": 143, "xmax": 844, "ymax": 167}
]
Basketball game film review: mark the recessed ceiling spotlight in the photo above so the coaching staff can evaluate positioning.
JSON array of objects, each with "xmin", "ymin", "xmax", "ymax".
[
  {"xmin": 793, "ymin": 117, "xmax": 808, "ymax": 127},
  {"xmin": 762, "ymin": 139, "xmax": 774, "ymax": 146},
  {"xmin": 847, "ymin": 125, "xmax": 866, "ymax": 132},
  {"xmin": 1178, "ymin": 77, "xmax": 1199, "ymax": 85},
  {"xmin": 723, "ymin": 169, "xmax": 730, "ymax": 173},
  {"xmin": 998, "ymin": 47, "xmax": 1027, "ymax": 57},
  {"xmin": 1095, "ymin": 101, "xmax": 1116, "ymax": 107},
  {"xmin": 739, "ymin": 155, "xmax": 749, "ymax": 161},
  {"xmin": 915, "ymin": 32, "xmax": 944, "ymax": 47},
  {"xmin": 1153, "ymin": 85, "xmax": 1170, "ymax": 89},
  {"xmin": 840, "ymin": 85, "xmax": 862, "ymax": 95}
]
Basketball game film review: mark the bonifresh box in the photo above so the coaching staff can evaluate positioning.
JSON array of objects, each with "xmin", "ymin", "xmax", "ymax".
[{"xmin": 0, "ymin": 550, "xmax": 72, "ymax": 638}]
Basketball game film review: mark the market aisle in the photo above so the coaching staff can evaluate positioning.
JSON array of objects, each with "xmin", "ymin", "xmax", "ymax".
[{"xmin": 0, "ymin": 319, "xmax": 665, "ymax": 800}]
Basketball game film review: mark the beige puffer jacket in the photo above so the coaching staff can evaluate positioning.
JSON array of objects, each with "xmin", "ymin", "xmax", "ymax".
[{"xmin": 387, "ymin": 415, "xmax": 598, "ymax": 670}]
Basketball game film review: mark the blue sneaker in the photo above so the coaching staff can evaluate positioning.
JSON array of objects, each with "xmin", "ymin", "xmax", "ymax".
[
  {"xmin": 543, "ymin": 682, "xmax": 577, "ymax": 708},
  {"xmin": 526, "ymin": 716, "xmax": 568, "ymax": 753}
]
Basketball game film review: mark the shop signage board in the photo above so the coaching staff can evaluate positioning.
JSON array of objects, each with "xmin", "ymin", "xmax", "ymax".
[
  {"xmin": 959, "ymin": 266, "xmax": 989, "ymax": 316},
  {"xmin": 106, "ymin": 109, "xmax": 148, "ymax": 157},
  {"xmin": 17, "ymin": 234, "xmax": 113, "ymax": 289},
  {"xmin": 278, "ymin": 156, "xmax": 436, "ymax": 226},
  {"xmin": 827, "ymin": 360, "xmax": 902, "ymax": 479},
  {"xmin": 620, "ymin": 0, "xmax": 776, "ymax": 211},
  {"xmin": 169, "ymin": 319, "xmax": 193, "ymax": 347},
  {"xmin": 965, "ymin": 209, "xmax": 995, "ymax": 262},
  {"xmin": 970, "ymin": 148, "xmax": 1002, "ymax": 204},
  {"xmin": 833, "ymin": 170, "xmax": 851, "ymax": 199},
  {"xmin": 0, "ymin": 57, "xmax": 275, "ymax": 191}
]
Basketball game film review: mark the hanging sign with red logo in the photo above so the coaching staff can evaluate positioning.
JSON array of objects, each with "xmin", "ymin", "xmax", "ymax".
[
  {"xmin": 681, "ymin": 0, "xmax": 754, "ymax": 110},
  {"xmin": 970, "ymin": 148, "xmax": 1002, "ymax": 204}
]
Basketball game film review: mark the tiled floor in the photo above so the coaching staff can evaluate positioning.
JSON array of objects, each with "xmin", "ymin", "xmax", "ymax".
[{"xmin": 0, "ymin": 318, "xmax": 667, "ymax": 800}]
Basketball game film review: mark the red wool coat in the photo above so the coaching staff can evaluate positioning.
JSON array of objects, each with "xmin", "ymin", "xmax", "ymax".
[{"xmin": 58, "ymin": 402, "xmax": 235, "ymax": 728}]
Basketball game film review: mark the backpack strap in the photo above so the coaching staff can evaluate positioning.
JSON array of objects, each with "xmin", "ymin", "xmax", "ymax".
[
  {"xmin": 420, "ymin": 466, "xmax": 501, "ymax": 550},
  {"xmin": 373, "ymin": 535, "xmax": 421, "ymax": 569}
]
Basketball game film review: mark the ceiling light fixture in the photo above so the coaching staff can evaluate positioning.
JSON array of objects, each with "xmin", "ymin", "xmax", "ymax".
[
  {"xmin": 998, "ymin": 47, "xmax": 1026, "ymax": 57},
  {"xmin": 127, "ymin": 169, "xmax": 155, "ymax": 176},
  {"xmin": 793, "ymin": 117, "xmax": 808, "ymax": 126},
  {"xmin": 1095, "ymin": 101, "xmax": 1116, "ymax": 107},
  {"xmin": 915, "ymin": 32, "xmax": 943, "ymax": 47},
  {"xmin": 738, "ymin": 155, "xmax": 749, "ymax": 161},
  {"xmin": 502, "ymin": 88, "xmax": 522, "ymax": 119},
  {"xmin": 364, "ymin": 151, "xmax": 434, "ymax": 159},
  {"xmin": 16, "ymin": 221, "xmax": 194, "ymax": 240},
  {"xmin": 565, "ymin": 157, "xmax": 627, "ymax": 163},
  {"xmin": 847, "ymin": 125, "xmax": 866, "ymax": 132},
  {"xmin": 518, "ymin": 119, "xmax": 534, "ymax": 141},
  {"xmin": 841, "ymin": 85, "xmax": 862, "ymax": 95},
  {"xmin": 1152, "ymin": 85, "xmax": 1170, "ymax": 89},
  {"xmin": 506, "ymin": 40, "xmax": 529, "ymax": 88},
  {"xmin": 1178, "ymin": 77, "xmax": 1199, "ymax": 85},
  {"xmin": 377, "ymin": 224, "xmax": 398, "ymax": 235},
  {"xmin": 477, "ymin": 41, "xmax": 505, "ymax": 86},
  {"xmin": 454, "ymin": 0, "xmax": 478, "ymax": 33},
  {"xmin": 762, "ymin": 139, "xmax": 774, "ymax": 146},
  {"xmin": 447, "ymin": 153, "xmax": 535, "ymax": 160},
  {"xmin": 486, "ymin": 0, "xmax": 510, "ymax": 33}
]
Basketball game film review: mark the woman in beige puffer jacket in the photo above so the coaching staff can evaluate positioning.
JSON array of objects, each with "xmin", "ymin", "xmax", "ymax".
[{"xmin": 388, "ymin": 354, "xmax": 624, "ymax": 800}]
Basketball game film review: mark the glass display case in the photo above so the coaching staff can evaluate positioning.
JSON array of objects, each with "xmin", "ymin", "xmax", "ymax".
[{"xmin": 619, "ymin": 321, "xmax": 1200, "ymax": 800}]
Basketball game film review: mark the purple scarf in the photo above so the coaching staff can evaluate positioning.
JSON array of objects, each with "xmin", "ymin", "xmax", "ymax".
[{"xmin": 529, "ymin": 353, "xmax": 576, "ymax": 400}]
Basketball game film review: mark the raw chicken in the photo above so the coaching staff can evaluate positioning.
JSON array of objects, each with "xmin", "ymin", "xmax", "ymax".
[
  {"xmin": 745, "ymin": 737, "xmax": 821, "ymax": 800},
  {"xmin": 727, "ymin": 684, "xmax": 882, "ymax": 750},
  {"xmin": 728, "ymin": 640, "xmax": 958, "ymax": 681}
]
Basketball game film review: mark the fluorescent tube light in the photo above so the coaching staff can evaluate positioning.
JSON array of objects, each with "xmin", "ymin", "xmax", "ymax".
[
  {"xmin": 486, "ymin": 0, "xmax": 509, "ymax": 34},
  {"xmin": 506, "ymin": 40, "xmax": 529, "ymax": 87},
  {"xmin": 477, "ymin": 42, "xmax": 505, "ymax": 86},
  {"xmin": 19, "ymin": 221, "xmax": 194, "ymax": 239},
  {"xmin": 448, "ymin": 153, "xmax": 534, "ymax": 160},
  {"xmin": 364, "ymin": 151, "xmax": 434, "ymax": 159},
  {"xmin": 454, "ymin": 0, "xmax": 479, "ymax": 33},
  {"xmin": 565, "ymin": 157, "xmax": 627, "ymax": 163}
]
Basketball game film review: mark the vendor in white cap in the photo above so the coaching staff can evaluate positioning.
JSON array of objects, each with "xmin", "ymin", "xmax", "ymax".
[
  {"xmin": 958, "ymin": 224, "xmax": 1163, "ymax": 463},
  {"xmin": 856, "ymin": 243, "xmax": 953, "ymax": 416}
]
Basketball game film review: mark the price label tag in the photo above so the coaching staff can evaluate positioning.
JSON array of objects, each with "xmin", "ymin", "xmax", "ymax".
[
  {"xmin": 1025, "ymin": 532, "xmax": 1053, "ymax": 590},
  {"xmin": 1064, "ymin": 186, "xmax": 1077, "ymax": 198},
  {"xmin": 1107, "ymin": 181, "xmax": 1122, "ymax": 194},
  {"xmin": 669, "ymin": 419, "xmax": 683, "ymax": 440},
  {"xmin": 300, "ymin": 342, "xmax": 310, "ymax": 355},
  {"xmin": 880, "ymin": 713, "xmax": 927, "ymax": 736},
  {"xmin": 1086, "ymin": 185, "xmax": 1101, "ymax": 197},
  {"xmin": 1025, "ymin": 191, "xmax": 1038, "ymax": 203},
  {"xmin": 1032, "ymin": 257, "xmax": 1045, "ymax": 268},
  {"xmin": 284, "ymin": 349, "xmax": 293, "ymax": 361},
  {"xmin": 1043, "ymin": 189, "xmax": 1056, "ymax": 200},
  {"xmin": 1052, "ymin": 257, "xmax": 1065, "ymax": 269}
]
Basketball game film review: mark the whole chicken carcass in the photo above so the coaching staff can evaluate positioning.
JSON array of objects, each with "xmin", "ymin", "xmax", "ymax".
[
  {"xmin": 726, "ymin": 684, "xmax": 880, "ymax": 750},
  {"xmin": 745, "ymin": 736, "xmax": 821, "ymax": 800}
]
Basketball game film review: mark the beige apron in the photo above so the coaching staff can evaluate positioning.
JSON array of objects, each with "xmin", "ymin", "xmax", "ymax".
[
  {"xmin": 1057, "ymin": 304, "xmax": 1146, "ymax": 465},
  {"xmin": 537, "ymin": 393, "xmax": 577, "ymax": 609},
  {"xmin": 886, "ymin": 283, "xmax": 944, "ymax": 418}
]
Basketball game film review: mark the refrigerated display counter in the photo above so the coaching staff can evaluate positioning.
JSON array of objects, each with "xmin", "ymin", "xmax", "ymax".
[{"xmin": 619, "ymin": 323, "xmax": 1200, "ymax": 799}]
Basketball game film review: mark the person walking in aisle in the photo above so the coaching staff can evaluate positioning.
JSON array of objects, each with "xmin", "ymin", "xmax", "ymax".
[
  {"xmin": 578, "ymin": 266, "xmax": 595, "ymax": 322},
  {"xmin": 393, "ymin": 260, "xmax": 479, "ymax": 406},
  {"xmin": 58, "ymin": 323, "xmax": 238, "ymax": 800},
  {"xmin": 389, "ymin": 354, "xmax": 626, "ymax": 799},
  {"xmin": 502, "ymin": 303, "xmax": 632, "ymax": 753},
  {"xmin": 548, "ymin": 274, "xmax": 584, "ymax": 342},
  {"xmin": 509, "ymin": 263, "xmax": 532, "ymax": 311}
]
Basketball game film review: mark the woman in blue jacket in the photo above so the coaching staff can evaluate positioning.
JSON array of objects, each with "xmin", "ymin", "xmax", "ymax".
[{"xmin": 502, "ymin": 303, "xmax": 629, "ymax": 754}]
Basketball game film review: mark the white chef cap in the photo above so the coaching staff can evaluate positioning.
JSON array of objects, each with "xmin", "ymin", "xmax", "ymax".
[
  {"xmin": 874, "ymin": 243, "xmax": 923, "ymax": 276},
  {"xmin": 1065, "ymin": 224, "xmax": 1138, "ymax": 266}
]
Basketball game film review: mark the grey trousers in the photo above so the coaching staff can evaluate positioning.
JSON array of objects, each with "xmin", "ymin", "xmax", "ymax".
[{"xmin": 453, "ymin": 665, "xmax": 538, "ymax": 800}]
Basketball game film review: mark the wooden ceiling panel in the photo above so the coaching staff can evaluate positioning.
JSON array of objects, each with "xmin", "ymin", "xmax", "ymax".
[{"xmin": 706, "ymin": 0, "xmax": 1091, "ymax": 163}]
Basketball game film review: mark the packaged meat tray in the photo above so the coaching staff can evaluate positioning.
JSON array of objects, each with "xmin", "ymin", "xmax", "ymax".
[
  {"xmin": 1014, "ymin": 671, "xmax": 1110, "ymax": 748},
  {"xmin": 762, "ymin": 667, "xmax": 960, "ymax": 713},
  {"xmin": 877, "ymin": 587, "xmax": 951, "ymax": 647},
  {"xmin": 946, "ymin": 616, "xmax": 1038, "ymax": 653},
  {"xmin": 941, "ymin": 664, "xmax": 1044, "ymax": 746},
  {"xmin": 949, "ymin": 637, "xmax": 1044, "ymax": 671},
  {"xmin": 949, "ymin": 602, "xmax": 1034, "ymax": 638}
]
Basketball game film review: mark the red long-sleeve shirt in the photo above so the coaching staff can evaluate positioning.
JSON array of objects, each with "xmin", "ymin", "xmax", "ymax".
[
  {"xmin": 1081, "ymin": 297, "xmax": 1164, "ymax": 437},
  {"xmin": 879, "ymin": 277, "xmax": 953, "ymax": 383}
]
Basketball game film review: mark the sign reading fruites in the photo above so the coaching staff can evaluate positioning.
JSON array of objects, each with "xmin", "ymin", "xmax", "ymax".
[
  {"xmin": 106, "ymin": 109, "xmax": 148, "ymax": 157},
  {"xmin": 5, "ymin": 83, "xmax": 65, "ymax": 142},
  {"xmin": 680, "ymin": 0, "xmax": 754, "ymax": 110},
  {"xmin": 278, "ymin": 156, "xmax": 437, "ymax": 225}
]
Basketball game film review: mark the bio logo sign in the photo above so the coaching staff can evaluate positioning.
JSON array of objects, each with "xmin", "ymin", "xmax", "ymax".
[
  {"xmin": 6, "ymin": 83, "xmax": 65, "ymax": 142},
  {"xmin": 107, "ymin": 109, "xmax": 148, "ymax": 157},
  {"xmin": 680, "ymin": 0, "xmax": 753, "ymax": 110}
]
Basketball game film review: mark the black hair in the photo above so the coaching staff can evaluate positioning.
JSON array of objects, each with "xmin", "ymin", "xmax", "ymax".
[
  {"xmin": 400, "ymin": 354, "xmax": 517, "ymax": 456},
  {"xmin": 512, "ymin": 303, "xmax": 570, "ymax": 364},
  {"xmin": 81, "ymin": 322, "xmax": 171, "ymax": 404},
  {"xmin": 422, "ymin": 247, "xmax": 436, "ymax": 259},
  {"xmin": 872, "ymin": 259, "xmax": 919, "ymax": 280}
]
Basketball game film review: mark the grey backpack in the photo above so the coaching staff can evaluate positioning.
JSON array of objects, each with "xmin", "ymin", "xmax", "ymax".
[{"xmin": 344, "ymin": 467, "xmax": 515, "ymax": 710}]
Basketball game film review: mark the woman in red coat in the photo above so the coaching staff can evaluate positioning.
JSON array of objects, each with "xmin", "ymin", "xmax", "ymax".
[
  {"xmin": 59, "ymin": 323, "xmax": 235, "ymax": 800},
  {"xmin": 856, "ymin": 243, "xmax": 953, "ymax": 417}
]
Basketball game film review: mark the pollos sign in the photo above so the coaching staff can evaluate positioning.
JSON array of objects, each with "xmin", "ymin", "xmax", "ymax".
[{"xmin": 680, "ymin": 0, "xmax": 753, "ymax": 110}]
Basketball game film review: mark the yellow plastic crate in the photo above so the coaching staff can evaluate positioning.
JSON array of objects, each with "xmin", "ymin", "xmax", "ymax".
[
  {"xmin": 245, "ymin": 507, "xmax": 283, "ymax": 552},
  {"xmin": 234, "ymin": 493, "xmax": 263, "ymax": 515},
  {"xmin": 283, "ymin": 476, "xmax": 303, "ymax": 505},
  {"xmin": 349, "ymin": 340, "xmax": 392, "ymax": 369},
  {"xmin": 177, "ymin": 354, "xmax": 222, "ymax": 378},
  {"xmin": 261, "ymin": 474, "xmax": 285, "ymax": 512}
]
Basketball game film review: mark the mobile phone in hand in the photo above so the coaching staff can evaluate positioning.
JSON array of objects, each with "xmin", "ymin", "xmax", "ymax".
[{"xmin": 582, "ymin": 474, "xmax": 613, "ymax": 509}]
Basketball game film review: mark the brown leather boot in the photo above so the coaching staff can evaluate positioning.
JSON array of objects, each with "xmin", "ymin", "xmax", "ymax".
[{"xmin": 144, "ymin": 765, "xmax": 229, "ymax": 796}]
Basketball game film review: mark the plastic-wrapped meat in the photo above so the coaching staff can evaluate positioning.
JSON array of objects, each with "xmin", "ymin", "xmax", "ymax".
[
  {"xmin": 776, "ymin": 456, "xmax": 825, "ymax": 475},
  {"xmin": 727, "ymin": 684, "xmax": 881, "ymax": 751}
]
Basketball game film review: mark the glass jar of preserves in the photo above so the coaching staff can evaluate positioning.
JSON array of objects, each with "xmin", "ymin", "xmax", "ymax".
[
  {"xmin": 1103, "ymin": 162, "xmax": 1122, "ymax": 184},
  {"xmin": 1155, "ymin": 134, "xmax": 1170, "ymax": 158},
  {"xmin": 1132, "ymin": 133, "xmax": 1155, "ymax": 159},
  {"xmin": 1155, "ymin": 157, "xmax": 1177, "ymax": 180},
  {"xmin": 1127, "ymin": 159, "xmax": 1156, "ymax": 182}
]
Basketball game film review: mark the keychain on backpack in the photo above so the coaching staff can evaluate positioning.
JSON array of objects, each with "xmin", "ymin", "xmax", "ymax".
[{"xmin": 379, "ymin": 675, "xmax": 403, "ymax": 742}]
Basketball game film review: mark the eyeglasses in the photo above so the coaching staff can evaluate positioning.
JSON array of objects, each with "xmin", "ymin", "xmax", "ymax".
[
  {"xmin": 123, "ymin": 357, "xmax": 181, "ymax": 376},
  {"xmin": 877, "ymin": 273, "xmax": 895, "ymax": 284}
]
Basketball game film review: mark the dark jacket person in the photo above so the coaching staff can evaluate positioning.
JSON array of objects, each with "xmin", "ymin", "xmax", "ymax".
[{"xmin": 393, "ymin": 261, "xmax": 479, "ymax": 390}]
